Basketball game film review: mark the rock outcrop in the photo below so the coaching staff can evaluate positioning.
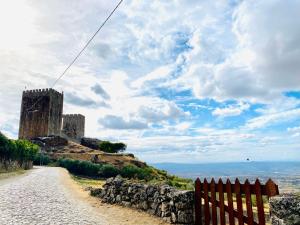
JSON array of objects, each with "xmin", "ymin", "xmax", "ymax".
[
  {"xmin": 91, "ymin": 176, "xmax": 194, "ymax": 224},
  {"xmin": 31, "ymin": 136, "xmax": 68, "ymax": 149},
  {"xmin": 270, "ymin": 194, "xmax": 300, "ymax": 225},
  {"xmin": 80, "ymin": 137, "xmax": 102, "ymax": 150}
]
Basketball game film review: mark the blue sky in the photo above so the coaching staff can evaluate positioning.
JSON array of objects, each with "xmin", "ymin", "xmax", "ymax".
[{"xmin": 0, "ymin": 0, "xmax": 300, "ymax": 163}]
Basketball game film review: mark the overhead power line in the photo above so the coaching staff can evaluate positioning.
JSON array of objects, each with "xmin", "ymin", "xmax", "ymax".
[
  {"xmin": 52, "ymin": 0, "xmax": 124, "ymax": 87},
  {"xmin": 26, "ymin": 0, "xmax": 123, "ymax": 112}
]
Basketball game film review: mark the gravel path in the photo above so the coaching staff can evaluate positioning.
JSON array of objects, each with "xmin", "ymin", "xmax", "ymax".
[{"xmin": 0, "ymin": 167, "xmax": 107, "ymax": 225}]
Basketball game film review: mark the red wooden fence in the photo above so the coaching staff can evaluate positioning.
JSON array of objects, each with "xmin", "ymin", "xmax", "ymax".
[{"xmin": 195, "ymin": 178, "xmax": 279, "ymax": 225}]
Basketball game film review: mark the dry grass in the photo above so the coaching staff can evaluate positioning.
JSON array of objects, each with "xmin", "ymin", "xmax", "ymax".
[
  {"xmin": 50, "ymin": 141, "xmax": 146, "ymax": 169},
  {"xmin": 0, "ymin": 169, "xmax": 27, "ymax": 180},
  {"xmin": 71, "ymin": 175, "xmax": 105, "ymax": 189}
]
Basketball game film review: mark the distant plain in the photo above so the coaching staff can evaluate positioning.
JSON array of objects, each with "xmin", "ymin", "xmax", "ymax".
[{"xmin": 152, "ymin": 161, "xmax": 300, "ymax": 193}]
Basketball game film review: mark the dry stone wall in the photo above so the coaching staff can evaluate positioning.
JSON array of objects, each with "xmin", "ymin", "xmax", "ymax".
[
  {"xmin": 91, "ymin": 176, "xmax": 194, "ymax": 224},
  {"xmin": 270, "ymin": 194, "xmax": 300, "ymax": 225},
  {"xmin": 0, "ymin": 160, "xmax": 33, "ymax": 171}
]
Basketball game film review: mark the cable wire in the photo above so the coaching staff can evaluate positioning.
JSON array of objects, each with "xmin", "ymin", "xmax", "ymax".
[{"xmin": 26, "ymin": 0, "xmax": 123, "ymax": 112}]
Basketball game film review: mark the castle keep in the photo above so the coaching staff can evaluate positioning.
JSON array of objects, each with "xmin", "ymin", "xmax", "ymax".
[
  {"xmin": 62, "ymin": 114, "xmax": 85, "ymax": 140},
  {"xmin": 18, "ymin": 88, "xmax": 85, "ymax": 140},
  {"xmin": 19, "ymin": 89, "xmax": 63, "ymax": 139}
]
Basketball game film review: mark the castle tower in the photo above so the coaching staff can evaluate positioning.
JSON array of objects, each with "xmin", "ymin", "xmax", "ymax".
[
  {"xmin": 61, "ymin": 114, "xmax": 85, "ymax": 141},
  {"xmin": 18, "ymin": 88, "xmax": 64, "ymax": 139}
]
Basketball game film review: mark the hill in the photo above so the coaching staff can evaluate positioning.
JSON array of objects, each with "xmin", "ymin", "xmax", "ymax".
[{"xmin": 33, "ymin": 136, "xmax": 146, "ymax": 169}]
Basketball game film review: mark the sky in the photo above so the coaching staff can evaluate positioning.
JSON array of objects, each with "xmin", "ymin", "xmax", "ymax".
[{"xmin": 0, "ymin": 0, "xmax": 300, "ymax": 163}]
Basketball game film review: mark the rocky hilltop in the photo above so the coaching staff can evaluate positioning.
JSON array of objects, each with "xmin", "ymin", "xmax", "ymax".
[{"xmin": 32, "ymin": 136, "xmax": 146, "ymax": 169}]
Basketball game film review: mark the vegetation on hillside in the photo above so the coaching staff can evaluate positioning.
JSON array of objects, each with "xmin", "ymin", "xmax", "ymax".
[
  {"xmin": 80, "ymin": 138, "xmax": 127, "ymax": 153},
  {"xmin": 99, "ymin": 141, "xmax": 127, "ymax": 153},
  {"xmin": 57, "ymin": 158, "xmax": 193, "ymax": 190},
  {"xmin": 33, "ymin": 153, "xmax": 52, "ymax": 166},
  {"xmin": 0, "ymin": 133, "xmax": 39, "ymax": 169}
]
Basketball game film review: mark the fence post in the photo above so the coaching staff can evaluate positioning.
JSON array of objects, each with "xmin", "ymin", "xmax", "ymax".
[
  {"xmin": 234, "ymin": 178, "xmax": 244, "ymax": 225},
  {"xmin": 203, "ymin": 179, "xmax": 210, "ymax": 225},
  {"xmin": 226, "ymin": 179, "xmax": 235, "ymax": 225},
  {"xmin": 195, "ymin": 178, "xmax": 202, "ymax": 225},
  {"xmin": 218, "ymin": 179, "xmax": 226, "ymax": 225},
  {"xmin": 255, "ymin": 179, "xmax": 265, "ymax": 225},
  {"xmin": 244, "ymin": 179, "xmax": 254, "ymax": 225}
]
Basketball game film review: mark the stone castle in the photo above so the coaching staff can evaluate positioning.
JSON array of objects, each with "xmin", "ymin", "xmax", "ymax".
[{"xmin": 18, "ymin": 88, "xmax": 85, "ymax": 141}]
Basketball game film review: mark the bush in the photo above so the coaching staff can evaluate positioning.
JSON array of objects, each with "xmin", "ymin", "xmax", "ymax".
[
  {"xmin": 14, "ymin": 139, "xmax": 39, "ymax": 162},
  {"xmin": 121, "ymin": 165, "xmax": 152, "ymax": 180},
  {"xmin": 99, "ymin": 164, "xmax": 120, "ymax": 178},
  {"xmin": 58, "ymin": 158, "xmax": 103, "ymax": 177},
  {"xmin": 0, "ymin": 133, "xmax": 39, "ymax": 165},
  {"xmin": 33, "ymin": 153, "xmax": 52, "ymax": 165},
  {"xmin": 99, "ymin": 141, "xmax": 126, "ymax": 153}
]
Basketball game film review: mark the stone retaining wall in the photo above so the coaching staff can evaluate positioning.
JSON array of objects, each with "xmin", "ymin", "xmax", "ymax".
[
  {"xmin": 91, "ymin": 176, "xmax": 194, "ymax": 224},
  {"xmin": 270, "ymin": 194, "xmax": 300, "ymax": 225},
  {"xmin": 0, "ymin": 160, "xmax": 33, "ymax": 172}
]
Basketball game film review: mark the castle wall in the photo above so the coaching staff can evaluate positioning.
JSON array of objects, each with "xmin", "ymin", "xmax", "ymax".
[
  {"xmin": 48, "ymin": 90, "xmax": 64, "ymax": 136},
  {"xmin": 62, "ymin": 114, "xmax": 85, "ymax": 140},
  {"xmin": 18, "ymin": 89, "xmax": 63, "ymax": 139}
]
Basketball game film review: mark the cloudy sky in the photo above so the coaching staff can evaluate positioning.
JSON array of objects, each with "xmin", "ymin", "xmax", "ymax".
[{"xmin": 0, "ymin": 0, "xmax": 300, "ymax": 163}]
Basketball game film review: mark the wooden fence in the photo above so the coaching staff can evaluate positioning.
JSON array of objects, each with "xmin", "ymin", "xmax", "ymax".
[{"xmin": 194, "ymin": 178, "xmax": 279, "ymax": 225}]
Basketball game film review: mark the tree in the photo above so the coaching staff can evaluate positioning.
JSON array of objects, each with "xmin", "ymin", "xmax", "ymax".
[{"xmin": 99, "ymin": 141, "xmax": 126, "ymax": 153}]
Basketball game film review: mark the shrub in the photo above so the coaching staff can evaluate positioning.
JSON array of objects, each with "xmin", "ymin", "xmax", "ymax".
[
  {"xmin": 99, "ymin": 164, "xmax": 120, "ymax": 178},
  {"xmin": 121, "ymin": 165, "xmax": 152, "ymax": 180},
  {"xmin": 0, "ymin": 133, "xmax": 38, "ymax": 165},
  {"xmin": 58, "ymin": 158, "xmax": 103, "ymax": 177},
  {"xmin": 33, "ymin": 153, "xmax": 52, "ymax": 165},
  {"xmin": 14, "ymin": 139, "xmax": 39, "ymax": 162},
  {"xmin": 99, "ymin": 141, "xmax": 126, "ymax": 153}
]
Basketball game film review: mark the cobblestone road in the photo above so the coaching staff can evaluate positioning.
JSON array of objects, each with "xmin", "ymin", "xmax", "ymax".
[{"xmin": 0, "ymin": 167, "xmax": 107, "ymax": 225}]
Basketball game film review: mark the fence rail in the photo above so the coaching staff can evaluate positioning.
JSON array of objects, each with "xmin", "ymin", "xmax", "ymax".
[{"xmin": 195, "ymin": 178, "xmax": 279, "ymax": 225}]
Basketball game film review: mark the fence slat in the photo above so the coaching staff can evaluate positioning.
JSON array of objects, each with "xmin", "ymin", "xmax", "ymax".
[
  {"xmin": 218, "ymin": 179, "xmax": 226, "ymax": 225},
  {"xmin": 203, "ymin": 179, "xmax": 210, "ymax": 225},
  {"xmin": 195, "ymin": 178, "xmax": 202, "ymax": 225},
  {"xmin": 234, "ymin": 179, "xmax": 244, "ymax": 225},
  {"xmin": 255, "ymin": 179, "xmax": 265, "ymax": 225},
  {"xmin": 211, "ymin": 179, "xmax": 218, "ymax": 225},
  {"xmin": 244, "ymin": 179, "xmax": 254, "ymax": 225},
  {"xmin": 194, "ymin": 178, "xmax": 279, "ymax": 225},
  {"xmin": 226, "ymin": 179, "xmax": 235, "ymax": 225}
]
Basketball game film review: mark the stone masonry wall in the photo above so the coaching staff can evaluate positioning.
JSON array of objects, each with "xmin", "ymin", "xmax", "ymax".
[
  {"xmin": 270, "ymin": 194, "xmax": 300, "ymax": 225},
  {"xmin": 19, "ymin": 88, "xmax": 63, "ymax": 139},
  {"xmin": 62, "ymin": 114, "xmax": 85, "ymax": 141},
  {"xmin": 0, "ymin": 160, "xmax": 33, "ymax": 172},
  {"xmin": 91, "ymin": 176, "xmax": 194, "ymax": 224}
]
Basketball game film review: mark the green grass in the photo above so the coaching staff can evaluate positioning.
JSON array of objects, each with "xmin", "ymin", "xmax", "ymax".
[{"xmin": 58, "ymin": 158, "xmax": 194, "ymax": 190}]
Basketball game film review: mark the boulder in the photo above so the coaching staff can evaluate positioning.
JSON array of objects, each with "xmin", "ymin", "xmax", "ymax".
[
  {"xmin": 80, "ymin": 137, "xmax": 102, "ymax": 150},
  {"xmin": 31, "ymin": 135, "xmax": 68, "ymax": 148}
]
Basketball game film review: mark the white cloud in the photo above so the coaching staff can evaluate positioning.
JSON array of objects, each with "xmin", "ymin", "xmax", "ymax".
[
  {"xmin": 131, "ymin": 65, "xmax": 173, "ymax": 89},
  {"xmin": 212, "ymin": 103, "xmax": 250, "ymax": 117},
  {"xmin": 245, "ymin": 108, "xmax": 300, "ymax": 130},
  {"xmin": 138, "ymin": 102, "xmax": 188, "ymax": 123},
  {"xmin": 1, "ymin": 0, "xmax": 300, "ymax": 163},
  {"xmin": 170, "ymin": 0, "xmax": 300, "ymax": 104},
  {"xmin": 99, "ymin": 115, "xmax": 148, "ymax": 130}
]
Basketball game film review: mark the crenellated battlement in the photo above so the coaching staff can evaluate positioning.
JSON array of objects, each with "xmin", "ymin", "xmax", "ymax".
[
  {"xmin": 63, "ymin": 114, "xmax": 85, "ymax": 118},
  {"xmin": 19, "ymin": 88, "xmax": 64, "ymax": 139},
  {"xmin": 19, "ymin": 88, "xmax": 84, "ymax": 140},
  {"xmin": 23, "ymin": 88, "xmax": 62, "ymax": 97}
]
